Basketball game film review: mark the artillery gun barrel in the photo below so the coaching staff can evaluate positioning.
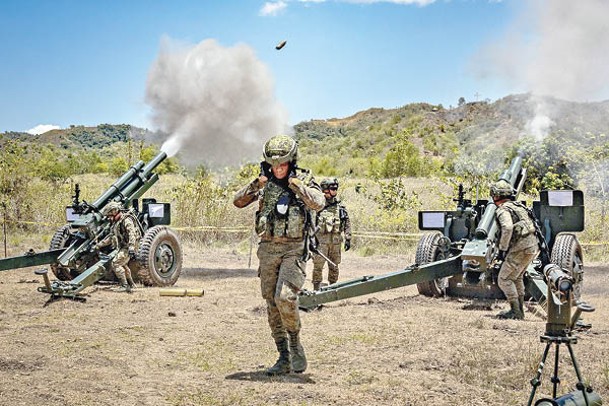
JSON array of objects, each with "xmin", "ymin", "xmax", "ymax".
[
  {"xmin": 462, "ymin": 154, "xmax": 526, "ymax": 268},
  {"xmin": 91, "ymin": 160, "xmax": 146, "ymax": 210},
  {"xmin": 474, "ymin": 203, "xmax": 497, "ymax": 239},
  {"xmin": 498, "ymin": 153, "xmax": 523, "ymax": 184},
  {"xmin": 118, "ymin": 151, "xmax": 167, "ymax": 202},
  {"xmin": 141, "ymin": 151, "xmax": 167, "ymax": 176},
  {"xmin": 473, "ymin": 154, "xmax": 525, "ymax": 240}
]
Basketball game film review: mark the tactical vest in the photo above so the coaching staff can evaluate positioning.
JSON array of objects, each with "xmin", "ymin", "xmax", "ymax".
[
  {"xmin": 112, "ymin": 212, "xmax": 142, "ymax": 249},
  {"xmin": 256, "ymin": 180, "xmax": 306, "ymax": 241},
  {"xmin": 318, "ymin": 201, "xmax": 342, "ymax": 235},
  {"xmin": 501, "ymin": 201, "xmax": 536, "ymax": 241}
]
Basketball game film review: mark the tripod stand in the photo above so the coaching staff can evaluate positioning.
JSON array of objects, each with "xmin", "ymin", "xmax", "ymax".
[
  {"xmin": 526, "ymin": 264, "xmax": 600, "ymax": 406},
  {"xmin": 527, "ymin": 334, "xmax": 595, "ymax": 406}
]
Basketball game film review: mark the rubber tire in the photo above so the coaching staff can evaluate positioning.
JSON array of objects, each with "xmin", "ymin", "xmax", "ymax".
[
  {"xmin": 550, "ymin": 233, "xmax": 583, "ymax": 270},
  {"xmin": 49, "ymin": 224, "xmax": 75, "ymax": 280},
  {"xmin": 415, "ymin": 231, "xmax": 448, "ymax": 297},
  {"xmin": 136, "ymin": 226, "xmax": 182, "ymax": 287}
]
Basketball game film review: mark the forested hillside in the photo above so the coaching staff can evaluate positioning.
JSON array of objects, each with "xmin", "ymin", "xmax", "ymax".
[
  {"xmin": 2, "ymin": 94, "xmax": 609, "ymax": 258},
  {"xmin": 295, "ymin": 94, "xmax": 609, "ymax": 196}
]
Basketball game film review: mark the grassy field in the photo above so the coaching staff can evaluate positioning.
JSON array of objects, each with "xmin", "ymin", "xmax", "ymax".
[{"xmin": 0, "ymin": 245, "xmax": 608, "ymax": 406}]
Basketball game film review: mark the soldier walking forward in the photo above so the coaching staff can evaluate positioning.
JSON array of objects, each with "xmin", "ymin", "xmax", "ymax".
[
  {"xmin": 491, "ymin": 180, "xmax": 539, "ymax": 319},
  {"xmin": 233, "ymin": 135, "xmax": 325, "ymax": 375},
  {"xmin": 312, "ymin": 178, "xmax": 352, "ymax": 290}
]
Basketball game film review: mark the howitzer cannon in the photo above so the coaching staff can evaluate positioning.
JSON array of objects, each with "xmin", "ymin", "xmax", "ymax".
[
  {"xmin": 299, "ymin": 153, "xmax": 585, "ymax": 311},
  {"xmin": 0, "ymin": 151, "xmax": 183, "ymax": 300}
]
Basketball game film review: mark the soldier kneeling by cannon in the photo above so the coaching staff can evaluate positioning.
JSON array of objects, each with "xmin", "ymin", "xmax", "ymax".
[{"xmin": 95, "ymin": 202, "xmax": 142, "ymax": 293}]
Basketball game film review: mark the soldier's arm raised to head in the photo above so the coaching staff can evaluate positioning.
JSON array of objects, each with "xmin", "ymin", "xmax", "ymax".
[
  {"xmin": 496, "ymin": 207, "xmax": 514, "ymax": 251},
  {"xmin": 233, "ymin": 178, "xmax": 264, "ymax": 208},
  {"xmin": 288, "ymin": 178, "xmax": 325, "ymax": 211}
]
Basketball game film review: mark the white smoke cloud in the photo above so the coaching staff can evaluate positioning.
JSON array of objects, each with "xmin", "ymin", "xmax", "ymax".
[
  {"xmin": 145, "ymin": 37, "xmax": 290, "ymax": 166},
  {"xmin": 522, "ymin": 94, "xmax": 553, "ymax": 141},
  {"xmin": 26, "ymin": 124, "xmax": 61, "ymax": 135},
  {"xmin": 474, "ymin": 0, "xmax": 609, "ymax": 138}
]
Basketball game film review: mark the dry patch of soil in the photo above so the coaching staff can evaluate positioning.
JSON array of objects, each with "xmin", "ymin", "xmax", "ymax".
[{"xmin": 1, "ymin": 248, "xmax": 608, "ymax": 405}]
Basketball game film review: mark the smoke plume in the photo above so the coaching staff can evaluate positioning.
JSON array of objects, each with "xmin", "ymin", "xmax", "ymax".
[
  {"xmin": 145, "ymin": 37, "xmax": 290, "ymax": 166},
  {"xmin": 474, "ymin": 0, "xmax": 609, "ymax": 139}
]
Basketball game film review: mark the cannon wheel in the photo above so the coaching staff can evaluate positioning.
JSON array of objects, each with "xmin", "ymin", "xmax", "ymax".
[
  {"xmin": 136, "ymin": 226, "xmax": 182, "ymax": 286},
  {"xmin": 550, "ymin": 233, "xmax": 583, "ymax": 297},
  {"xmin": 49, "ymin": 224, "xmax": 77, "ymax": 280},
  {"xmin": 415, "ymin": 231, "xmax": 449, "ymax": 297}
]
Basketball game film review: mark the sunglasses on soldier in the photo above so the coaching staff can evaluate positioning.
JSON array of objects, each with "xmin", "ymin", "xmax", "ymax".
[{"xmin": 323, "ymin": 186, "xmax": 338, "ymax": 191}]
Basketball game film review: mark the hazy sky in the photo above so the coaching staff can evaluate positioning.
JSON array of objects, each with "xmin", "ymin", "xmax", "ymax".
[{"xmin": 1, "ymin": 0, "xmax": 608, "ymax": 137}]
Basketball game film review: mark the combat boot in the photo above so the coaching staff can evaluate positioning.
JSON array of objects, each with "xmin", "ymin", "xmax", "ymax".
[
  {"xmin": 497, "ymin": 299, "xmax": 524, "ymax": 320},
  {"xmin": 126, "ymin": 270, "xmax": 137, "ymax": 291},
  {"xmin": 266, "ymin": 338, "xmax": 291, "ymax": 376},
  {"xmin": 518, "ymin": 295, "xmax": 525, "ymax": 316},
  {"xmin": 112, "ymin": 267, "xmax": 132, "ymax": 292},
  {"xmin": 288, "ymin": 331, "xmax": 307, "ymax": 373},
  {"xmin": 111, "ymin": 284, "xmax": 132, "ymax": 293}
]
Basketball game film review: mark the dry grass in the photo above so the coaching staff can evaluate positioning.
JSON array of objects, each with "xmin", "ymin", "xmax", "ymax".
[{"xmin": 1, "ymin": 244, "xmax": 608, "ymax": 406}]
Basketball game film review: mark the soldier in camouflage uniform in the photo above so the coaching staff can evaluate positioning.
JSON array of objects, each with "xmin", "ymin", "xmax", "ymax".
[
  {"xmin": 233, "ymin": 135, "xmax": 325, "ymax": 376},
  {"xmin": 491, "ymin": 180, "xmax": 540, "ymax": 320},
  {"xmin": 96, "ymin": 201, "xmax": 141, "ymax": 293},
  {"xmin": 312, "ymin": 178, "xmax": 352, "ymax": 291}
]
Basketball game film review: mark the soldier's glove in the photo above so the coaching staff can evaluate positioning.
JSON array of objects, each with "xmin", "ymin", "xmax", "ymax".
[
  {"xmin": 259, "ymin": 161, "xmax": 272, "ymax": 178},
  {"xmin": 128, "ymin": 247, "xmax": 137, "ymax": 259},
  {"xmin": 288, "ymin": 177, "xmax": 303, "ymax": 188},
  {"xmin": 496, "ymin": 250, "xmax": 507, "ymax": 262},
  {"xmin": 344, "ymin": 239, "xmax": 351, "ymax": 251}
]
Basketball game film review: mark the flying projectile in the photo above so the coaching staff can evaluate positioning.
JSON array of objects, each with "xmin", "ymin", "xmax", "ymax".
[{"xmin": 275, "ymin": 40, "xmax": 287, "ymax": 50}]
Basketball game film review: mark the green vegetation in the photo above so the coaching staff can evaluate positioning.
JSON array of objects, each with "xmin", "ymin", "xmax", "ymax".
[{"xmin": 2, "ymin": 95, "xmax": 609, "ymax": 259}]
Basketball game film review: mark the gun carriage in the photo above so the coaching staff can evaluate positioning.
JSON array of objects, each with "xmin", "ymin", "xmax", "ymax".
[
  {"xmin": 0, "ymin": 151, "xmax": 183, "ymax": 300},
  {"xmin": 299, "ymin": 153, "xmax": 585, "ymax": 311}
]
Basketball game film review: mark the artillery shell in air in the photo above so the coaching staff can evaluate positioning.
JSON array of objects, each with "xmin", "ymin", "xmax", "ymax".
[{"xmin": 275, "ymin": 40, "xmax": 287, "ymax": 50}]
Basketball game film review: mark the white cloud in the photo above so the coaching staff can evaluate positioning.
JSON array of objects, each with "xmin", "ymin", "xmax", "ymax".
[
  {"xmin": 259, "ymin": 1, "xmax": 287, "ymax": 16},
  {"xmin": 344, "ymin": 0, "xmax": 436, "ymax": 5},
  {"xmin": 26, "ymin": 124, "xmax": 60, "ymax": 135},
  {"xmin": 261, "ymin": 0, "xmax": 436, "ymax": 15}
]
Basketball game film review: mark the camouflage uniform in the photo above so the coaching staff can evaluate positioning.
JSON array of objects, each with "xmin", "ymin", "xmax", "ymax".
[
  {"xmin": 97, "ymin": 209, "xmax": 141, "ymax": 291},
  {"xmin": 233, "ymin": 135, "xmax": 325, "ymax": 375},
  {"xmin": 312, "ymin": 196, "xmax": 351, "ymax": 289},
  {"xmin": 496, "ymin": 200, "xmax": 539, "ymax": 313}
]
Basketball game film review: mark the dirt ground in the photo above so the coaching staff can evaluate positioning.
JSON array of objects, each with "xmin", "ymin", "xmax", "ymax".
[{"xmin": 1, "ymin": 245, "xmax": 608, "ymax": 406}]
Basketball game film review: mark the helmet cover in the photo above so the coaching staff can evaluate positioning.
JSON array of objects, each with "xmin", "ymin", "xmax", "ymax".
[
  {"xmin": 490, "ymin": 180, "xmax": 514, "ymax": 198},
  {"xmin": 101, "ymin": 201, "xmax": 122, "ymax": 216},
  {"xmin": 263, "ymin": 135, "xmax": 298, "ymax": 166}
]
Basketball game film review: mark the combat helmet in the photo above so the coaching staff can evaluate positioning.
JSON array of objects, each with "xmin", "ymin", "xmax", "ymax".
[
  {"xmin": 490, "ymin": 180, "xmax": 514, "ymax": 199},
  {"xmin": 320, "ymin": 177, "xmax": 339, "ymax": 190},
  {"xmin": 263, "ymin": 135, "xmax": 298, "ymax": 166},
  {"xmin": 101, "ymin": 201, "xmax": 122, "ymax": 216}
]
